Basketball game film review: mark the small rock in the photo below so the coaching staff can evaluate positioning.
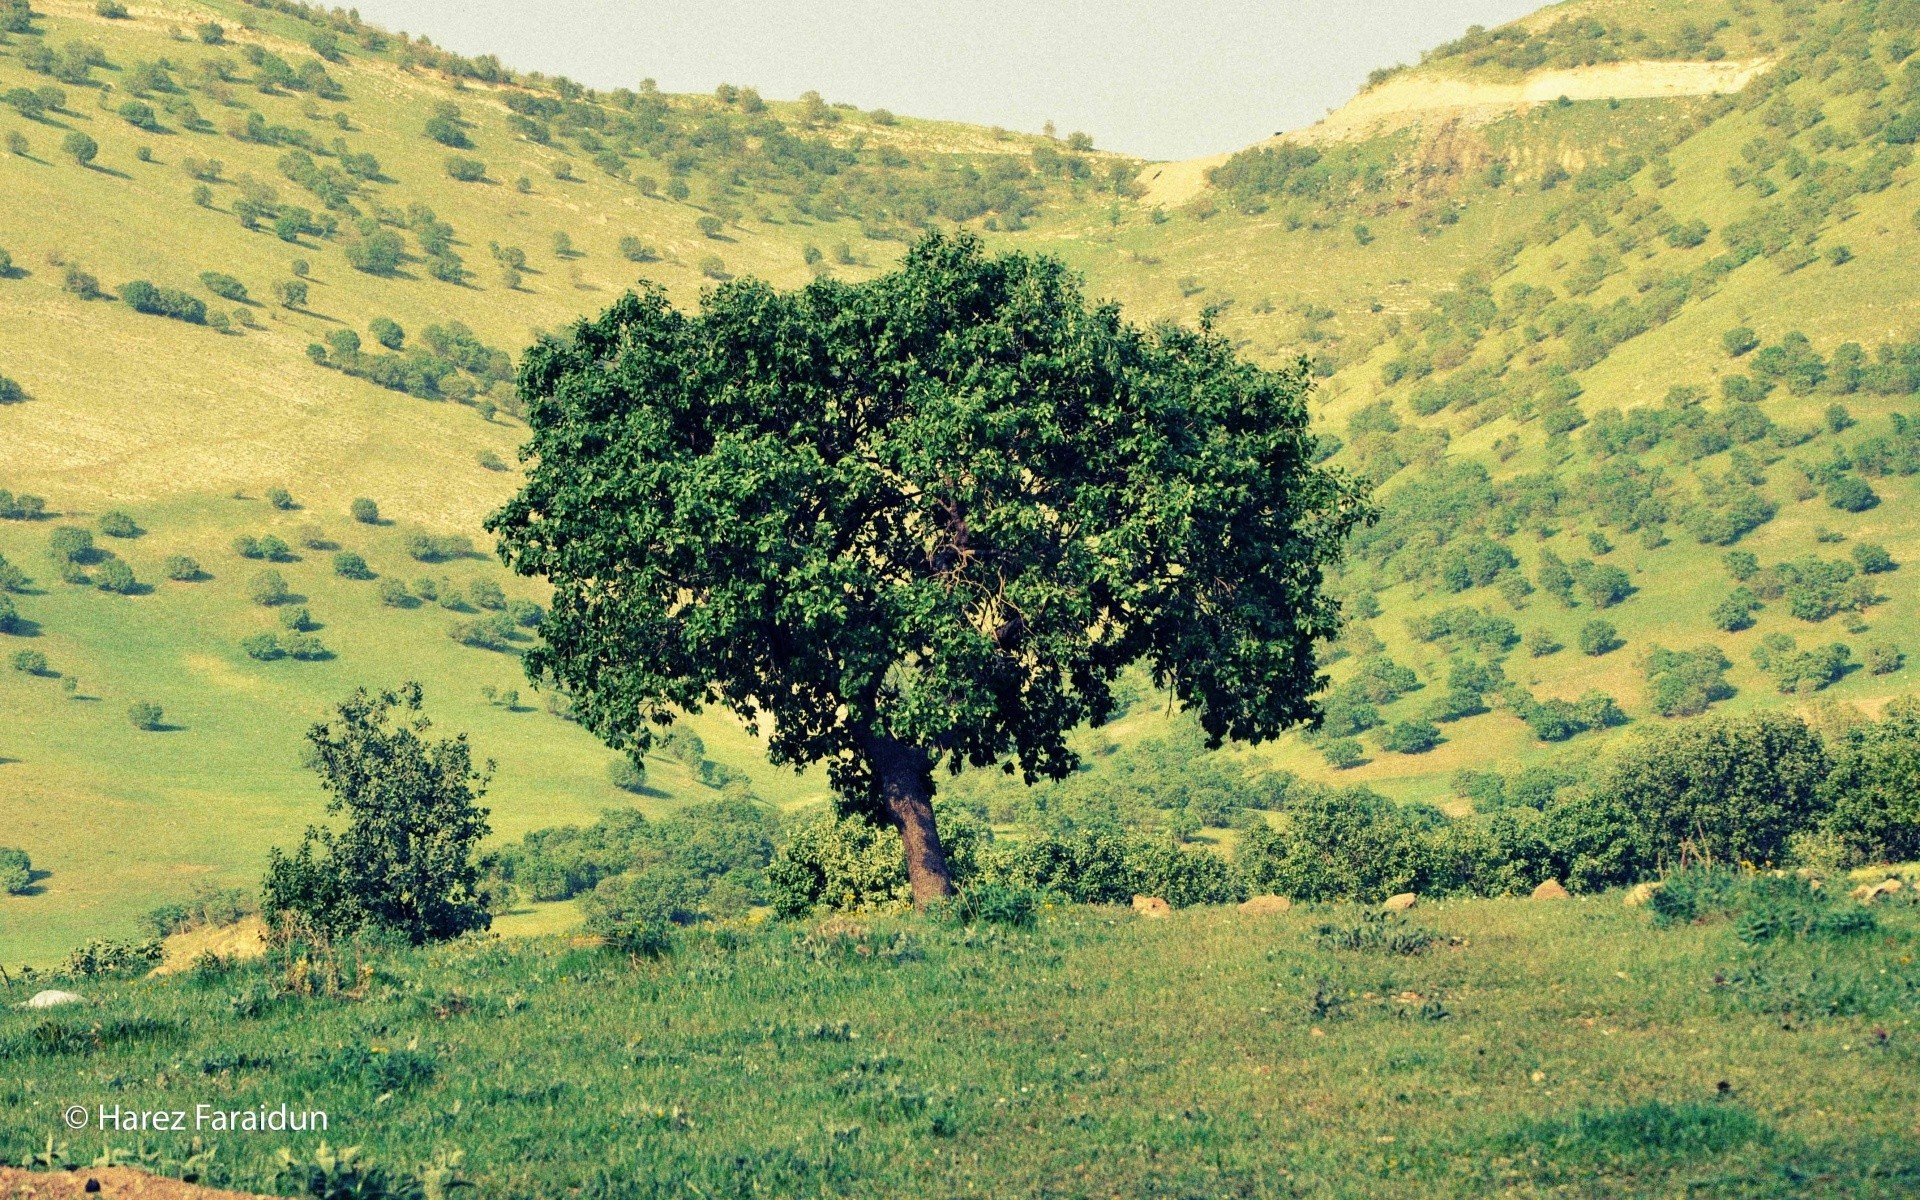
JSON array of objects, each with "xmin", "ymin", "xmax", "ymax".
[
  {"xmin": 1623, "ymin": 881, "xmax": 1664, "ymax": 908},
  {"xmin": 1851, "ymin": 883, "xmax": 1881, "ymax": 903},
  {"xmin": 1238, "ymin": 894, "xmax": 1292, "ymax": 915},
  {"xmin": 1531, "ymin": 879, "xmax": 1571, "ymax": 901},
  {"xmin": 1131, "ymin": 895, "xmax": 1171, "ymax": 919},
  {"xmin": 1383, "ymin": 892, "xmax": 1418, "ymax": 912},
  {"xmin": 21, "ymin": 989, "xmax": 85, "ymax": 1009},
  {"xmin": 1876, "ymin": 878, "xmax": 1904, "ymax": 896}
]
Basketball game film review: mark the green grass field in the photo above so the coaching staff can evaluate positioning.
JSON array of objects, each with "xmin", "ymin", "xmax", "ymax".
[{"xmin": 3, "ymin": 890, "xmax": 1918, "ymax": 1198}]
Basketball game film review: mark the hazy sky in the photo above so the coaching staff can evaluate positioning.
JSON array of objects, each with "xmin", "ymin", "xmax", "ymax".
[{"xmin": 348, "ymin": 2, "xmax": 1548, "ymax": 161}]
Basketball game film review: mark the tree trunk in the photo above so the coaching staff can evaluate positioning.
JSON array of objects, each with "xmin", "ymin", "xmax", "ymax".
[{"xmin": 865, "ymin": 734, "xmax": 953, "ymax": 906}]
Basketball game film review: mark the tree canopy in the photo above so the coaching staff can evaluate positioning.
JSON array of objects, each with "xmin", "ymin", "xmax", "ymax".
[{"xmin": 489, "ymin": 233, "xmax": 1368, "ymax": 901}]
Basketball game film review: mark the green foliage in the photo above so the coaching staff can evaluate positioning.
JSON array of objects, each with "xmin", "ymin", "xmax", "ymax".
[
  {"xmin": 0, "ymin": 845, "xmax": 29, "ymax": 894},
  {"xmin": 445, "ymin": 156, "xmax": 487, "ymax": 182},
  {"xmin": 1821, "ymin": 696, "xmax": 1920, "ymax": 865},
  {"xmin": 10, "ymin": 649, "xmax": 48, "ymax": 675},
  {"xmin": 405, "ymin": 532, "xmax": 473, "ymax": 562},
  {"xmin": 491, "ymin": 233, "xmax": 1364, "ymax": 895},
  {"xmin": 1752, "ymin": 633, "xmax": 1852, "ymax": 694},
  {"xmin": 1381, "ymin": 719, "xmax": 1441, "ymax": 754},
  {"xmin": 127, "ymin": 700, "xmax": 164, "ymax": 730},
  {"xmin": 1577, "ymin": 619, "xmax": 1621, "ymax": 656},
  {"xmin": 62, "ymin": 130, "xmax": 97, "ymax": 165},
  {"xmin": 369, "ymin": 317, "xmax": 404, "ymax": 350},
  {"xmin": 1643, "ymin": 645, "xmax": 1734, "ymax": 717},
  {"xmin": 95, "ymin": 557, "xmax": 138, "ymax": 594},
  {"xmin": 1647, "ymin": 869, "xmax": 1874, "ymax": 944},
  {"xmin": 618, "ymin": 236, "xmax": 658, "ymax": 263},
  {"xmin": 247, "ymin": 569, "xmax": 290, "ymax": 606},
  {"xmin": 261, "ymin": 683, "xmax": 492, "ymax": 943},
  {"xmin": 121, "ymin": 280, "xmax": 207, "ymax": 324},
  {"xmin": 350, "ymin": 497, "xmax": 380, "ymax": 524},
  {"xmin": 162, "ymin": 553, "xmax": 203, "ymax": 581},
  {"xmin": 332, "ymin": 551, "xmax": 372, "ymax": 580},
  {"xmin": 1709, "ymin": 587, "xmax": 1761, "ymax": 632},
  {"xmin": 97, "ymin": 509, "xmax": 138, "ymax": 538},
  {"xmin": 607, "ymin": 757, "xmax": 646, "ymax": 793}
]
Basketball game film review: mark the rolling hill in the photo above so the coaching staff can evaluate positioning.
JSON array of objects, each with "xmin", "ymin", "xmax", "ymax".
[{"xmin": 4, "ymin": 0, "xmax": 1920, "ymax": 962}]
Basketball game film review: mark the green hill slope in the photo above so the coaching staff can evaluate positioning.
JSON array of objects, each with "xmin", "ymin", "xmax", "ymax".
[{"xmin": 4, "ymin": 0, "xmax": 1920, "ymax": 961}]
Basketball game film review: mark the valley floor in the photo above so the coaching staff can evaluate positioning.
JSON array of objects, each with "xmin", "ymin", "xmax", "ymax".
[{"xmin": 3, "ymin": 893, "xmax": 1918, "ymax": 1198}]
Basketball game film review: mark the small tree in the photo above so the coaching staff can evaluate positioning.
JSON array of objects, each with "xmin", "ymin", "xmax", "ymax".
[
  {"xmin": 260, "ymin": 683, "xmax": 493, "ymax": 942},
  {"xmin": 446, "ymin": 156, "xmax": 487, "ymax": 182},
  {"xmin": 63, "ymin": 130, "xmax": 98, "ymax": 166},
  {"xmin": 266, "ymin": 486, "xmax": 296, "ymax": 510},
  {"xmin": 163, "ymin": 554, "xmax": 201, "ymax": 581},
  {"xmin": 350, "ymin": 497, "xmax": 380, "ymax": 524},
  {"xmin": 333, "ymin": 551, "xmax": 373, "ymax": 580},
  {"xmin": 248, "ymin": 569, "xmax": 290, "ymax": 606},
  {"xmin": 275, "ymin": 279, "xmax": 308, "ymax": 309},
  {"xmin": 1578, "ymin": 619, "xmax": 1621, "ymax": 656},
  {"xmin": 369, "ymin": 317, "xmax": 404, "ymax": 350},
  {"xmin": 128, "ymin": 700, "xmax": 164, "ymax": 730},
  {"xmin": 98, "ymin": 509, "xmax": 139, "ymax": 538},
  {"xmin": 11, "ymin": 649, "xmax": 49, "ymax": 674},
  {"xmin": 96, "ymin": 557, "xmax": 138, "ymax": 594},
  {"xmin": 0, "ymin": 846, "xmax": 30, "ymax": 894}
]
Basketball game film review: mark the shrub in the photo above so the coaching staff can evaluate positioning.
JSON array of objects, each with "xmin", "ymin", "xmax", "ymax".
[
  {"xmin": 607, "ymin": 757, "xmax": 647, "ymax": 793},
  {"xmin": 259, "ymin": 535, "xmax": 293, "ymax": 561},
  {"xmin": 1238, "ymin": 788, "xmax": 1435, "ymax": 902},
  {"xmin": 506, "ymin": 599, "xmax": 543, "ymax": 627},
  {"xmin": 1722, "ymin": 326, "xmax": 1759, "ymax": 357},
  {"xmin": 580, "ymin": 873, "xmax": 687, "ymax": 957},
  {"xmin": 1381, "ymin": 720, "xmax": 1441, "ymax": 754},
  {"xmin": 97, "ymin": 509, "xmax": 139, "ymax": 538},
  {"xmin": 696, "ymin": 215, "xmax": 724, "ymax": 239},
  {"xmin": 445, "ymin": 156, "xmax": 487, "ymax": 182},
  {"xmin": 1321, "ymin": 737, "xmax": 1364, "ymax": 769},
  {"xmin": 128, "ymin": 701, "xmax": 164, "ymax": 730},
  {"xmin": 369, "ymin": 317, "xmax": 404, "ymax": 350},
  {"xmin": 63, "ymin": 130, "xmax": 98, "ymax": 165},
  {"xmin": 939, "ymin": 883, "xmax": 1038, "ymax": 928},
  {"xmin": 49, "ymin": 525, "xmax": 94, "ymax": 562},
  {"xmin": 241, "ymin": 632, "xmax": 285, "ymax": 661},
  {"xmin": 95, "ymin": 0, "xmax": 128, "ymax": 16},
  {"xmin": 266, "ymin": 486, "xmax": 295, "ymax": 510},
  {"xmin": 248, "ymin": 569, "xmax": 290, "ymax": 606},
  {"xmin": 1644, "ymin": 645, "xmax": 1734, "ymax": 717},
  {"xmin": 618, "ymin": 236, "xmax": 657, "ymax": 262},
  {"xmin": 424, "ymin": 114, "xmax": 470, "ymax": 148},
  {"xmin": 11, "ymin": 649, "xmax": 49, "ymax": 674},
  {"xmin": 163, "ymin": 555, "xmax": 201, "ymax": 581},
  {"xmin": 1710, "ymin": 587, "xmax": 1762, "ymax": 632},
  {"xmin": 0, "ymin": 593, "xmax": 18, "ymax": 634},
  {"xmin": 377, "ymin": 578, "xmax": 411, "ymax": 607},
  {"xmin": 1850, "ymin": 543, "xmax": 1895, "ymax": 574},
  {"xmin": 1578, "ymin": 619, "xmax": 1621, "ymax": 656},
  {"xmin": 350, "ymin": 497, "xmax": 380, "ymax": 524},
  {"xmin": 117, "ymin": 99, "xmax": 157, "ymax": 130},
  {"xmin": 467, "ymin": 579, "xmax": 506, "ymax": 610},
  {"xmin": 199, "ymin": 272, "xmax": 249, "ymax": 303},
  {"xmin": 0, "ymin": 846, "xmax": 29, "ymax": 894},
  {"xmin": 120, "ymin": 280, "xmax": 207, "ymax": 324},
  {"xmin": 275, "ymin": 279, "xmax": 308, "ymax": 309},
  {"xmin": 1825, "ymin": 474, "xmax": 1878, "ymax": 512},
  {"xmin": 1865, "ymin": 643, "xmax": 1904, "ymax": 675},
  {"xmin": 332, "ymin": 551, "xmax": 372, "ymax": 580},
  {"xmin": 698, "ymin": 255, "xmax": 727, "ymax": 280},
  {"xmin": 404, "ymin": 532, "xmax": 473, "ymax": 562},
  {"xmin": 449, "ymin": 616, "xmax": 515, "ymax": 650},
  {"xmin": 95, "ymin": 558, "xmax": 138, "ymax": 594}
]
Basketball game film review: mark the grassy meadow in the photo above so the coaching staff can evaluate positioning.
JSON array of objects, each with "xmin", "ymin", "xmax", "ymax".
[{"xmin": 3, "ymin": 893, "xmax": 1918, "ymax": 1198}]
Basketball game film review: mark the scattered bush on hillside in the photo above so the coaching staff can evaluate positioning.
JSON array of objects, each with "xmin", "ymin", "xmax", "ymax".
[
  {"xmin": 0, "ymin": 490, "xmax": 47, "ymax": 521},
  {"xmin": 1709, "ymin": 587, "xmax": 1762, "ymax": 632},
  {"xmin": 369, "ymin": 317, "xmax": 404, "ymax": 350},
  {"xmin": 1512, "ymin": 690, "xmax": 1626, "ymax": 743},
  {"xmin": 266, "ymin": 486, "xmax": 296, "ymax": 510},
  {"xmin": 1381, "ymin": 720, "xmax": 1441, "ymax": 754},
  {"xmin": 62, "ymin": 130, "xmax": 97, "ymax": 165},
  {"xmin": 1644, "ymin": 645, "xmax": 1734, "ymax": 718},
  {"xmin": 97, "ymin": 510, "xmax": 139, "ymax": 538},
  {"xmin": 121, "ymin": 280, "xmax": 207, "ymax": 324},
  {"xmin": 1865, "ymin": 643, "xmax": 1904, "ymax": 676},
  {"xmin": 162, "ymin": 555, "xmax": 202, "ymax": 581},
  {"xmin": 1850, "ymin": 543, "xmax": 1895, "ymax": 574},
  {"xmin": 618, "ymin": 236, "xmax": 657, "ymax": 263},
  {"xmin": 248, "ymin": 569, "xmax": 291, "ymax": 606},
  {"xmin": 48, "ymin": 525, "xmax": 95, "ymax": 564},
  {"xmin": 350, "ymin": 497, "xmax": 380, "ymax": 524},
  {"xmin": 1578, "ymin": 619, "xmax": 1621, "ymax": 656},
  {"xmin": 199, "ymin": 272, "xmax": 249, "ymax": 303},
  {"xmin": 275, "ymin": 279, "xmax": 308, "ymax": 309},
  {"xmin": 127, "ymin": 701, "xmax": 164, "ymax": 730},
  {"xmin": 1752, "ymin": 634, "xmax": 1851, "ymax": 694},
  {"xmin": 0, "ymin": 552, "xmax": 28, "ymax": 592},
  {"xmin": 0, "ymin": 594, "xmax": 21, "ymax": 634},
  {"xmin": 11, "ymin": 649, "xmax": 49, "ymax": 675},
  {"xmin": 332, "ymin": 551, "xmax": 372, "ymax": 580},
  {"xmin": 377, "ymin": 578, "xmax": 412, "ymax": 607},
  {"xmin": 406, "ymin": 532, "xmax": 473, "ymax": 562},
  {"xmin": 445, "ymin": 156, "xmax": 487, "ymax": 182},
  {"xmin": 0, "ymin": 846, "xmax": 29, "ymax": 894},
  {"xmin": 262, "ymin": 683, "xmax": 493, "ymax": 943},
  {"xmin": 95, "ymin": 557, "xmax": 138, "ymax": 594}
]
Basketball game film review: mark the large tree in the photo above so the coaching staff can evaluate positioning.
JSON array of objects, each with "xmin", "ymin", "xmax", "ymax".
[{"xmin": 489, "ymin": 233, "xmax": 1368, "ymax": 903}]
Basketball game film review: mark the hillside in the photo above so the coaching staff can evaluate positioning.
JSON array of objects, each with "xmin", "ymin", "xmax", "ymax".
[{"xmin": 5, "ymin": 0, "xmax": 1920, "ymax": 963}]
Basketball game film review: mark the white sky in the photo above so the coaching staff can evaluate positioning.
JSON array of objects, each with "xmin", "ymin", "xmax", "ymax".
[{"xmin": 347, "ymin": 1, "xmax": 1549, "ymax": 161}]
